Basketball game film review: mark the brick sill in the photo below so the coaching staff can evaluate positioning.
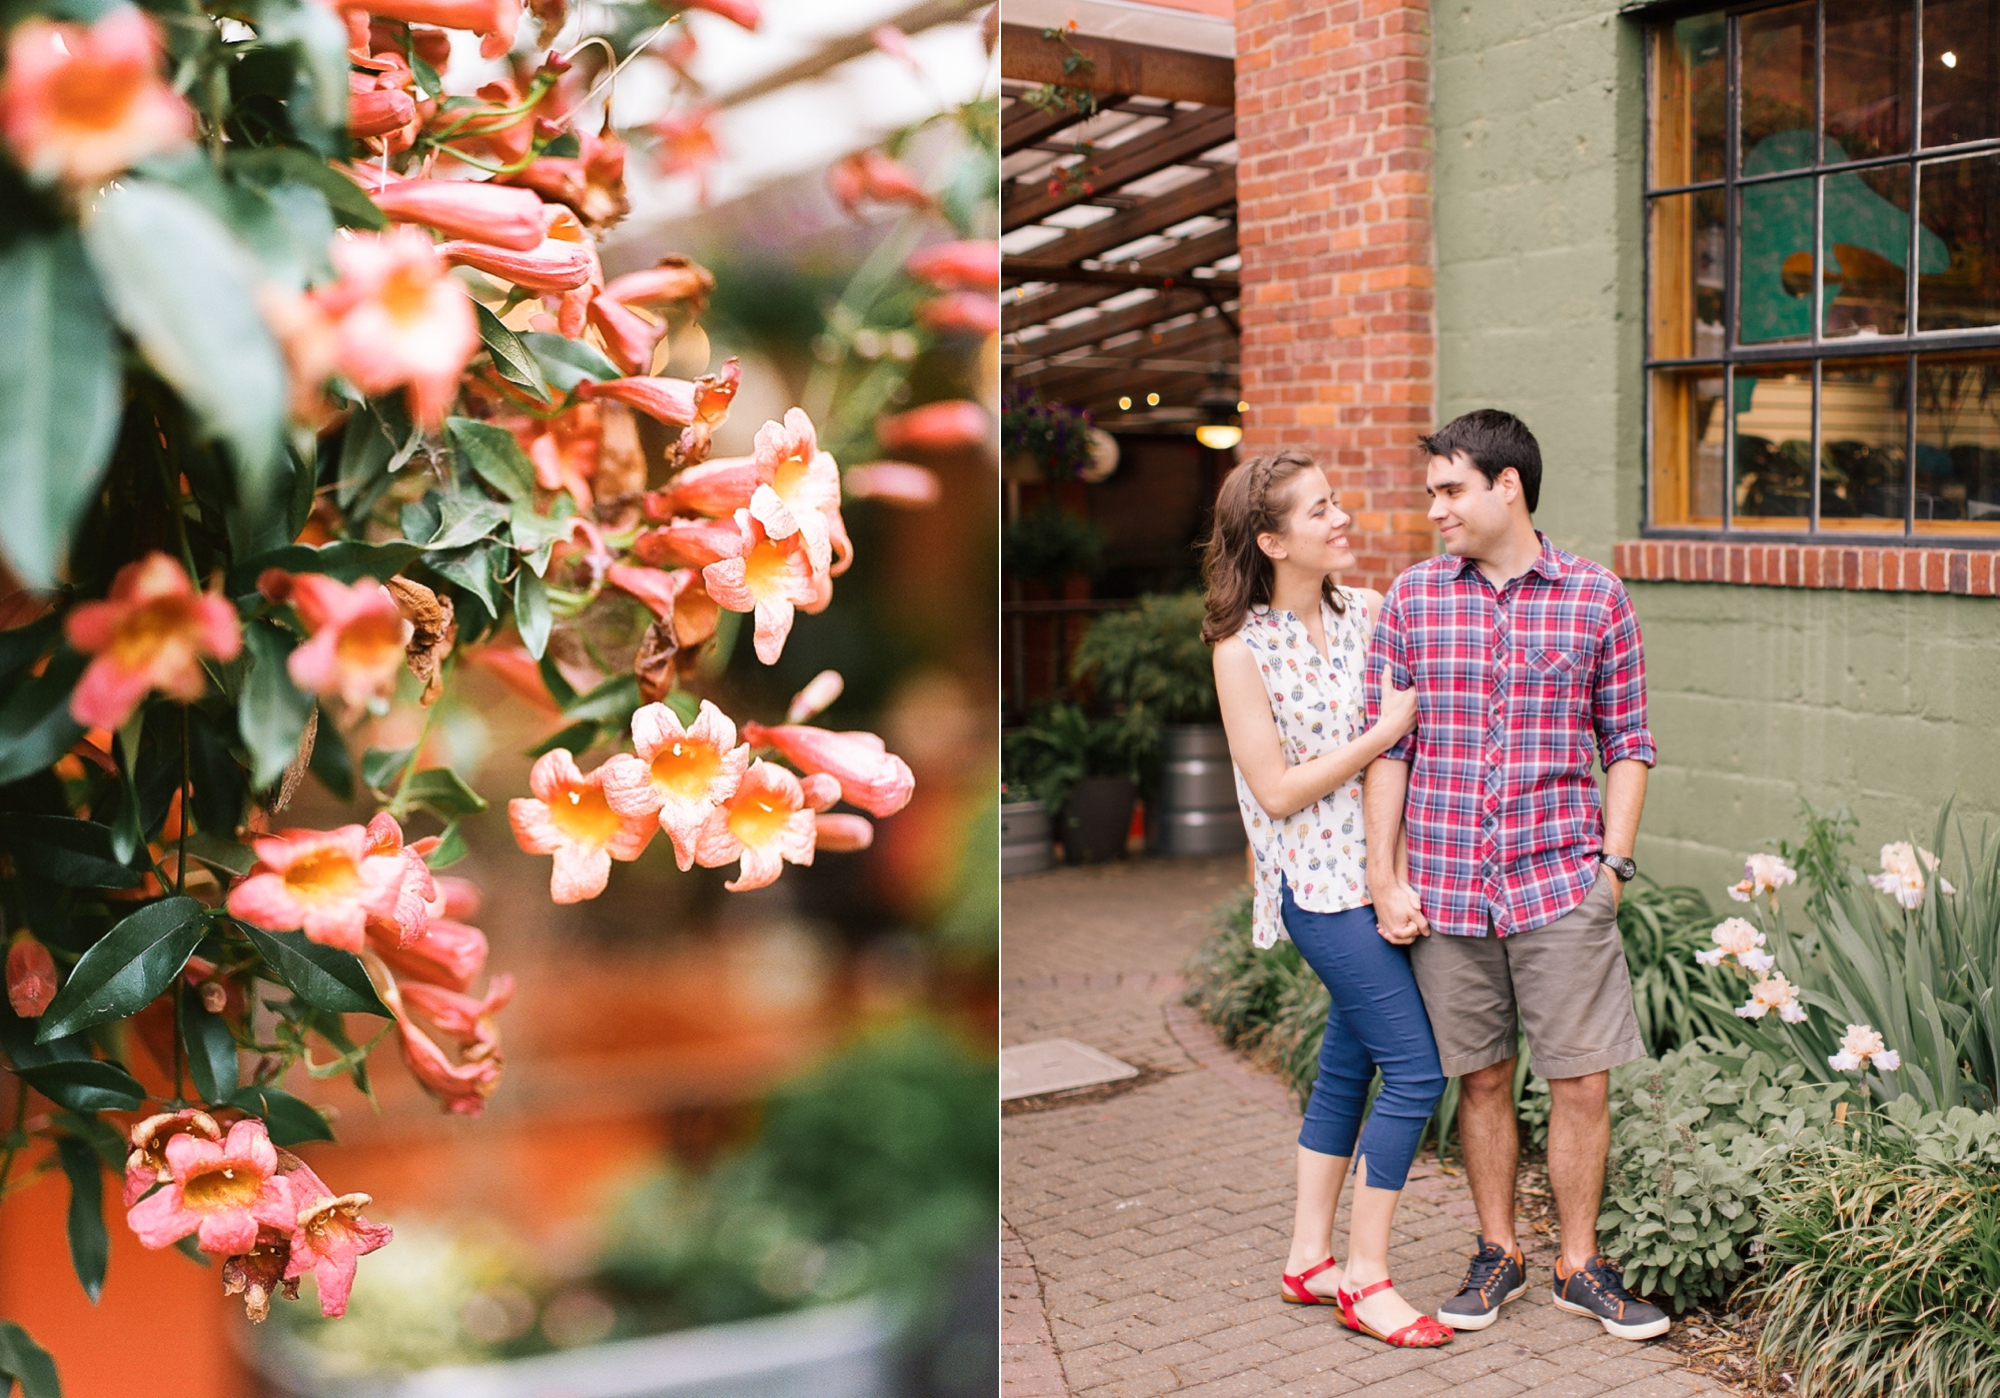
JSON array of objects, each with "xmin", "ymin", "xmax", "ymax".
[{"xmin": 1613, "ymin": 540, "xmax": 1998, "ymax": 596}]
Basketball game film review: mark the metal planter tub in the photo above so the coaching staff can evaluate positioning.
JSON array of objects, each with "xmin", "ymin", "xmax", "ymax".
[
  {"xmin": 1001, "ymin": 799, "xmax": 1054, "ymax": 877},
  {"xmin": 1147, "ymin": 725, "xmax": 1244, "ymax": 857}
]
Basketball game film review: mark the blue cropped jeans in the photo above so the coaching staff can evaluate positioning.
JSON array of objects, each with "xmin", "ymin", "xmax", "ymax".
[{"xmin": 1281, "ymin": 880, "xmax": 1446, "ymax": 1191}]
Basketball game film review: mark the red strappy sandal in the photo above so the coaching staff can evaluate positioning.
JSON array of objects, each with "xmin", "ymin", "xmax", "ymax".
[
  {"xmin": 1280, "ymin": 1256, "xmax": 1347, "ymax": 1317},
  {"xmin": 1336, "ymin": 1278, "xmax": 1454, "ymax": 1348}
]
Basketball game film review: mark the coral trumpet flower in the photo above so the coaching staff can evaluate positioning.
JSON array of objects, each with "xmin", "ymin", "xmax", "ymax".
[
  {"xmin": 126, "ymin": 1119, "xmax": 296, "ymax": 1257},
  {"xmin": 693, "ymin": 759, "xmax": 818, "ymax": 892},
  {"xmin": 65, "ymin": 552, "xmax": 241, "ymax": 730},
  {"xmin": 683, "ymin": 0, "xmax": 760, "ymax": 27},
  {"xmin": 634, "ymin": 517, "xmax": 744, "ymax": 569},
  {"xmin": 508, "ymin": 749, "xmax": 656, "ymax": 903},
  {"xmin": 741, "ymin": 723, "xmax": 914, "ymax": 817},
  {"xmin": 916, "ymin": 290, "xmax": 1001, "ymax": 336},
  {"xmin": 701, "ymin": 511, "xmax": 818, "ymax": 665},
  {"xmin": 0, "ymin": 7, "xmax": 192, "ymax": 190},
  {"xmin": 340, "ymin": 0, "xmax": 518, "ymax": 59},
  {"xmin": 261, "ymin": 570, "xmax": 414, "ymax": 710},
  {"xmin": 828, "ymin": 148, "xmax": 930, "ymax": 215},
  {"xmin": 123, "ymin": 1110, "xmax": 222, "ymax": 1209},
  {"xmin": 315, "ymin": 227, "xmax": 478, "ymax": 428},
  {"xmin": 578, "ymin": 374, "xmax": 698, "ymax": 425},
  {"xmin": 905, "ymin": 239, "xmax": 999, "ymax": 293},
  {"xmin": 644, "ymin": 455, "xmax": 756, "ymax": 520},
  {"xmin": 587, "ymin": 292, "xmax": 665, "ymax": 376},
  {"xmin": 374, "ymin": 917, "xmax": 488, "ymax": 992},
  {"xmin": 844, "ymin": 461, "xmax": 942, "ymax": 507},
  {"xmin": 600, "ymin": 700, "xmax": 749, "ymax": 870},
  {"xmin": 748, "ymin": 409, "xmax": 841, "ymax": 576},
  {"xmin": 284, "ymin": 1189, "xmax": 393, "ymax": 1318},
  {"xmin": 601, "ymin": 255, "xmax": 714, "ymax": 312},
  {"xmin": 438, "ymin": 235, "xmax": 594, "ymax": 291},
  {"xmin": 366, "ymin": 177, "xmax": 547, "ymax": 251},
  {"xmin": 604, "ymin": 563, "xmax": 690, "ymax": 621},
  {"xmin": 349, "ymin": 85, "xmax": 417, "ymax": 138},
  {"xmin": 378, "ymin": 967, "xmax": 514, "ymax": 1116},
  {"xmin": 6, "ymin": 932, "xmax": 55, "ymax": 1018},
  {"xmin": 875, "ymin": 399, "xmax": 990, "ymax": 453},
  {"xmin": 227, "ymin": 825, "xmax": 405, "ymax": 953},
  {"xmin": 362, "ymin": 812, "xmax": 437, "ymax": 949}
]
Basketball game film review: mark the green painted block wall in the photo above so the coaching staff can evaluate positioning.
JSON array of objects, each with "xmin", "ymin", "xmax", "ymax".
[{"xmin": 1432, "ymin": 0, "xmax": 2000, "ymax": 893}]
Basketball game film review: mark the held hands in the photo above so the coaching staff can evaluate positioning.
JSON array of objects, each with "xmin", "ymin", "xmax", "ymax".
[{"xmin": 1372, "ymin": 879, "xmax": 1429, "ymax": 944}]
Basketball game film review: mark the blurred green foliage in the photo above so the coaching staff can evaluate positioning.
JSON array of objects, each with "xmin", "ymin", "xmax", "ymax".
[{"xmin": 1069, "ymin": 592, "xmax": 1216, "ymax": 724}]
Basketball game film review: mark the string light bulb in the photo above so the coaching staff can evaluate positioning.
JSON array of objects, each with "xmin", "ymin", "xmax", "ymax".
[
  {"xmin": 1146, "ymin": 392, "xmax": 1160, "ymax": 406},
  {"xmin": 1118, "ymin": 396, "xmax": 1131, "ymax": 410},
  {"xmin": 1943, "ymin": 50, "xmax": 1959, "ymax": 67}
]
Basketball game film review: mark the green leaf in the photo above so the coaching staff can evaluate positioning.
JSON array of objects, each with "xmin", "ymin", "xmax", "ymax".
[
  {"xmin": 537, "ymin": 652, "xmax": 578, "ymax": 708},
  {"xmin": 528, "ymin": 720, "xmax": 598, "ymax": 758},
  {"xmin": 427, "ymin": 543, "xmax": 504, "ymax": 622},
  {"xmin": 224, "ymin": 1084, "xmax": 335, "ymax": 1146},
  {"xmin": 254, "ymin": 0, "xmax": 351, "ymax": 140},
  {"xmin": 309, "ymin": 705, "xmax": 354, "ymax": 800},
  {"xmin": 563, "ymin": 673, "xmax": 641, "ymax": 725},
  {"xmin": 55, "ymin": 1136, "xmax": 108, "ymax": 1303},
  {"xmin": 185, "ymin": 705, "xmax": 249, "ymax": 840},
  {"xmin": 425, "ymin": 820, "xmax": 468, "ymax": 869},
  {"xmin": 83, "ymin": 179, "xmax": 287, "ymax": 512},
  {"xmin": 228, "ymin": 146, "xmax": 384, "ymax": 231},
  {"xmin": 14, "ymin": 1058, "xmax": 146, "ymax": 1114},
  {"xmin": 522, "ymin": 331, "xmax": 622, "ymax": 394},
  {"xmin": 361, "ymin": 745, "xmax": 416, "ymax": 791},
  {"xmin": 0, "ymin": 228, "xmax": 121, "ymax": 589},
  {"xmin": 400, "ymin": 767, "xmax": 488, "ymax": 818},
  {"xmin": 239, "ymin": 925, "xmax": 391, "ymax": 1017},
  {"xmin": 180, "ymin": 832, "xmax": 257, "ymax": 877},
  {"xmin": 0, "ymin": 612, "xmax": 60, "ymax": 686},
  {"xmin": 38, "ymin": 896, "xmax": 207, "ymax": 1041},
  {"xmin": 507, "ymin": 501, "xmax": 572, "ymax": 577},
  {"xmin": 177, "ymin": 992, "xmax": 240, "ymax": 1105},
  {"xmin": 0, "ymin": 647, "xmax": 85, "ymax": 786},
  {"xmin": 231, "ymin": 539, "xmax": 423, "ymax": 595},
  {"xmin": 514, "ymin": 567, "xmax": 551, "ymax": 659},
  {"xmin": 241, "ymin": 621, "xmax": 313, "ymax": 788},
  {"xmin": 0, "ymin": 816, "xmax": 142, "ymax": 890},
  {"xmin": 0, "ymin": 1320, "xmax": 62, "ymax": 1398},
  {"xmin": 427, "ymin": 494, "xmax": 511, "ymax": 550},
  {"xmin": 448, "ymin": 415, "xmax": 538, "ymax": 500},
  {"xmin": 473, "ymin": 307, "xmax": 552, "ymax": 405}
]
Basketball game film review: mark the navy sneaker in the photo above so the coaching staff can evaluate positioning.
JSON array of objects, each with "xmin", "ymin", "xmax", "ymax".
[
  {"xmin": 1436, "ymin": 1237, "xmax": 1526, "ymax": 1331},
  {"xmin": 1552, "ymin": 1255, "xmax": 1671, "ymax": 1340}
]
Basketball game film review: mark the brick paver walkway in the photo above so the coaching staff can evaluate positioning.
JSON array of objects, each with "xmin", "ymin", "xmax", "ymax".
[{"xmin": 1002, "ymin": 856, "xmax": 1721, "ymax": 1398}]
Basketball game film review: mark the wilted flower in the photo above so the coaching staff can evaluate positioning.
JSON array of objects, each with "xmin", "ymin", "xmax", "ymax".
[
  {"xmin": 5, "ymin": 932, "xmax": 56, "ymax": 1018},
  {"xmin": 1828, "ymin": 1022, "xmax": 1900, "ymax": 1073},
  {"xmin": 381, "ymin": 971, "xmax": 514, "ymax": 1116},
  {"xmin": 1694, "ymin": 916, "xmax": 1766, "ymax": 969},
  {"xmin": 507, "ymin": 131, "xmax": 631, "ymax": 230},
  {"xmin": 281, "ymin": 1162, "xmax": 393, "ymax": 1318},
  {"xmin": 314, "ymin": 228, "xmax": 479, "ymax": 428},
  {"xmin": 65, "ymin": 552, "xmax": 241, "ymax": 730},
  {"xmin": 260, "ymin": 571, "xmax": 414, "ymax": 711},
  {"xmin": 0, "ymin": 7, "xmax": 192, "ymax": 191},
  {"xmin": 508, "ymin": 749, "xmax": 656, "ymax": 903},
  {"xmin": 228, "ymin": 825, "xmax": 407, "ymax": 953},
  {"xmin": 740, "ymin": 722, "xmax": 914, "ymax": 818},
  {"xmin": 126, "ymin": 1118, "xmax": 297, "ymax": 1257},
  {"xmin": 600, "ymin": 700, "xmax": 749, "ymax": 870},
  {"xmin": 1735, "ymin": 971, "xmax": 1808, "ymax": 1024},
  {"xmin": 692, "ymin": 759, "xmax": 837, "ymax": 892},
  {"xmin": 1869, "ymin": 842, "xmax": 1954, "ymax": 910},
  {"xmin": 123, "ymin": 1109, "xmax": 222, "ymax": 1208},
  {"xmin": 1728, "ymin": 853, "xmax": 1797, "ymax": 904},
  {"xmin": 361, "ymin": 812, "xmax": 437, "ymax": 950},
  {"xmin": 701, "ymin": 510, "xmax": 818, "ymax": 665},
  {"xmin": 222, "ymin": 1234, "xmax": 297, "ymax": 1323}
]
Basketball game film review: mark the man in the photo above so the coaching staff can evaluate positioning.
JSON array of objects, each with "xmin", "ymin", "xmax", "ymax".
[{"xmin": 1362, "ymin": 409, "xmax": 1668, "ymax": 1341}]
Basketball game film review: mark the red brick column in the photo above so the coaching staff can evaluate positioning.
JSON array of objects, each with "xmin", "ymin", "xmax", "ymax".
[{"xmin": 1234, "ymin": 0, "xmax": 1436, "ymax": 591}]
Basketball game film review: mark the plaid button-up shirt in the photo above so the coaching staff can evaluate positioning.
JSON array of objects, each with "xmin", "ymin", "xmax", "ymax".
[{"xmin": 1364, "ymin": 534, "xmax": 1656, "ymax": 938}]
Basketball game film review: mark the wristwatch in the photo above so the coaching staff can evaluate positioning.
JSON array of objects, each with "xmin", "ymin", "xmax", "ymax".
[{"xmin": 1599, "ymin": 853, "xmax": 1638, "ymax": 882}]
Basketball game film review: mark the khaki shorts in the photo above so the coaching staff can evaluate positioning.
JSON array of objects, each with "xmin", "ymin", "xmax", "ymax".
[{"xmin": 1407, "ymin": 870, "xmax": 1645, "ymax": 1081}]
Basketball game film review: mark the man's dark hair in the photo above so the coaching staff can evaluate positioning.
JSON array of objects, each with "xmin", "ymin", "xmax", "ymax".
[{"xmin": 1418, "ymin": 409, "xmax": 1542, "ymax": 513}]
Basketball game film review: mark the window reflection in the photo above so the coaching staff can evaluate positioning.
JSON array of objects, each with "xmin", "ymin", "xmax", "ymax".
[
  {"xmin": 1732, "ymin": 363, "xmax": 1815, "ymax": 522},
  {"xmin": 1916, "ymin": 154, "xmax": 2000, "ymax": 330},
  {"xmin": 1652, "ymin": 370, "xmax": 1726, "ymax": 526},
  {"xmin": 1921, "ymin": 0, "xmax": 2000, "ymax": 148},
  {"xmin": 1740, "ymin": 4, "xmax": 1816, "ymax": 174},
  {"xmin": 1655, "ymin": 12, "xmax": 1726, "ymax": 186},
  {"xmin": 1819, "ymin": 357, "xmax": 1909, "ymax": 527},
  {"xmin": 1914, "ymin": 355, "xmax": 2000, "ymax": 530},
  {"xmin": 1824, "ymin": 0, "xmax": 1912, "ymax": 161},
  {"xmin": 1650, "ymin": 190, "xmax": 1726, "ymax": 358}
]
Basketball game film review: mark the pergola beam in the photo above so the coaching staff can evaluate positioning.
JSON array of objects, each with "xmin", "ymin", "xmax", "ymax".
[
  {"xmin": 1002, "ymin": 260, "xmax": 1239, "ymax": 293},
  {"xmin": 998, "ymin": 24, "xmax": 1236, "ymax": 107},
  {"xmin": 1002, "ymin": 224, "xmax": 1237, "ymax": 333},
  {"xmin": 1002, "ymin": 106, "xmax": 1235, "ymax": 231},
  {"xmin": 1008, "ymin": 166, "xmax": 1234, "ymax": 269}
]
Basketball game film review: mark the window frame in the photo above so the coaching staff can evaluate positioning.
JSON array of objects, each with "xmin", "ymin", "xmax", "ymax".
[{"xmin": 1642, "ymin": 0, "xmax": 2000, "ymax": 545}]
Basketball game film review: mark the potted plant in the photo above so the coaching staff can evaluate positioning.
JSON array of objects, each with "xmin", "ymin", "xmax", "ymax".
[
  {"xmin": 1070, "ymin": 594, "xmax": 1243, "ymax": 857},
  {"xmin": 1000, "ymin": 387, "xmax": 1097, "ymax": 482},
  {"xmin": 1002, "ymin": 704, "xmax": 1155, "ymax": 864},
  {"xmin": 1000, "ymin": 499, "xmax": 1106, "ymax": 592}
]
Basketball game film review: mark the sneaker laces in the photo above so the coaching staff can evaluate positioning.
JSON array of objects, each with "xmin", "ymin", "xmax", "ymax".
[
  {"xmin": 1568, "ymin": 1257, "xmax": 1630, "ymax": 1318},
  {"xmin": 1458, "ymin": 1245, "xmax": 1513, "ymax": 1304}
]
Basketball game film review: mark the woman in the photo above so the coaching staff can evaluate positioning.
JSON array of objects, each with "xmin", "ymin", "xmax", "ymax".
[{"xmin": 1203, "ymin": 449, "xmax": 1450, "ymax": 1348}]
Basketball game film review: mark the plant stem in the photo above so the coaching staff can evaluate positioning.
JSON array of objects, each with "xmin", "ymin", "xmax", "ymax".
[{"xmin": 177, "ymin": 706, "xmax": 190, "ymax": 897}]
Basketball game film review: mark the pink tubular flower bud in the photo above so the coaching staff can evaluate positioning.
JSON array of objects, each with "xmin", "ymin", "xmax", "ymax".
[
  {"xmin": 682, "ymin": 0, "xmax": 760, "ymax": 27},
  {"xmin": 644, "ymin": 456, "xmax": 758, "ymax": 520},
  {"xmin": 366, "ymin": 178, "xmax": 547, "ymax": 251},
  {"xmin": 906, "ymin": 239, "xmax": 999, "ymax": 293},
  {"xmin": 844, "ymin": 461, "xmax": 942, "ymax": 508},
  {"xmin": 814, "ymin": 813, "xmax": 873, "ymax": 852},
  {"xmin": 874, "ymin": 399, "xmax": 991, "ymax": 454},
  {"xmin": 587, "ymin": 292, "xmax": 665, "ymax": 376},
  {"xmin": 786, "ymin": 669, "xmax": 843, "ymax": 724},
  {"xmin": 578, "ymin": 374, "xmax": 698, "ymax": 426},
  {"xmin": 827, "ymin": 148, "xmax": 930, "ymax": 216},
  {"xmin": 604, "ymin": 563, "xmax": 690, "ymax": 621},
  {"xmin": 741, "ymin": 722, "xmax": 915, "ymax": 818},
  {"xmin": 601, "ymin": 256, "xmax": 714, "ymax": 312},
  {"xmin": 6, "ymin": 932, "xmax": 56, "ymax": 1018},
  {"xmin": 915, "ymin": 290, "xmax": 1000, "ymax": 337},
  {"xmin": 437, "ymin": 235, "xmax": 594, "ymax": 291},
  {"xmin": 348, "ymin": 85, "xmax": 417, "ymax": 138},
  {"xmin": 632, "ymin": 517, "xmax": 745, "ymax": 568}
]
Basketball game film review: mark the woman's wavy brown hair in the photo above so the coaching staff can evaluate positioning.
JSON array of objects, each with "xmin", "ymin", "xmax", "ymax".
[{"xmin": 1199, "ymin": 449, "xmax": 1346, "ymax": 644}]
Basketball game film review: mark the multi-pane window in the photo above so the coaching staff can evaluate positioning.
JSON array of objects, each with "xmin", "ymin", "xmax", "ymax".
[{"xmin": 1648, "ymin": 1, "xmax": 2000, "ymax": 537}]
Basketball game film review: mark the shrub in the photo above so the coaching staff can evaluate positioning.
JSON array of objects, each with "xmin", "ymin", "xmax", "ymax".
[
  {"xmin": 1069, "ymin": 593, "xmax": 1217, "ymax": 724},
  {"xmin": 1754, "ymin": 1131, "xmax": 2000, "ymax": 1398},
  {"xmin": 1001, "ymin": 703, "xmax": 1156, "ymax": 815},
  {"xmin": 1597, "ymin": 1043, "xmax": 1847, "ymax": 1311}
]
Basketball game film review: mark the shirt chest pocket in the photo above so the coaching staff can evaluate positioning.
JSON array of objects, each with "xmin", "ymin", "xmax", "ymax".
[{"xmin": 1516, "ymin": 648, "xmax": 1590, "ymax": 723}]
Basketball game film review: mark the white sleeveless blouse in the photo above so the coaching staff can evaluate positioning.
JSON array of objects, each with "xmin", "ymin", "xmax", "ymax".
[{"xmin": 1231, "ymin": 590, "xmax": 1373, "ymax": 949}]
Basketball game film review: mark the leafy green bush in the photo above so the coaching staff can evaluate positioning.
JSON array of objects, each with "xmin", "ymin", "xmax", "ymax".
[
  {"xmin": 1000, "ymin": 500, "xmax": 1104, "ymax": 586},
  {"xmin": 1000, "ymin": 702, "xmax": 1155, "ymax": 813},
  {"xmin": 1069, "ymin": 593, "xmax": 1218, "ymax": 724},
  {"xmin": 1598, "ymin": 1043, "xmax": 1848, "ymax": 1311},
  {"xmin": 1618, "ymin": 883, "xmax": 1739, "ymax": 1055},
  {"xmin": 1754, "ymin": 1126, "xmax": 2000, "ymax": 1398}
]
